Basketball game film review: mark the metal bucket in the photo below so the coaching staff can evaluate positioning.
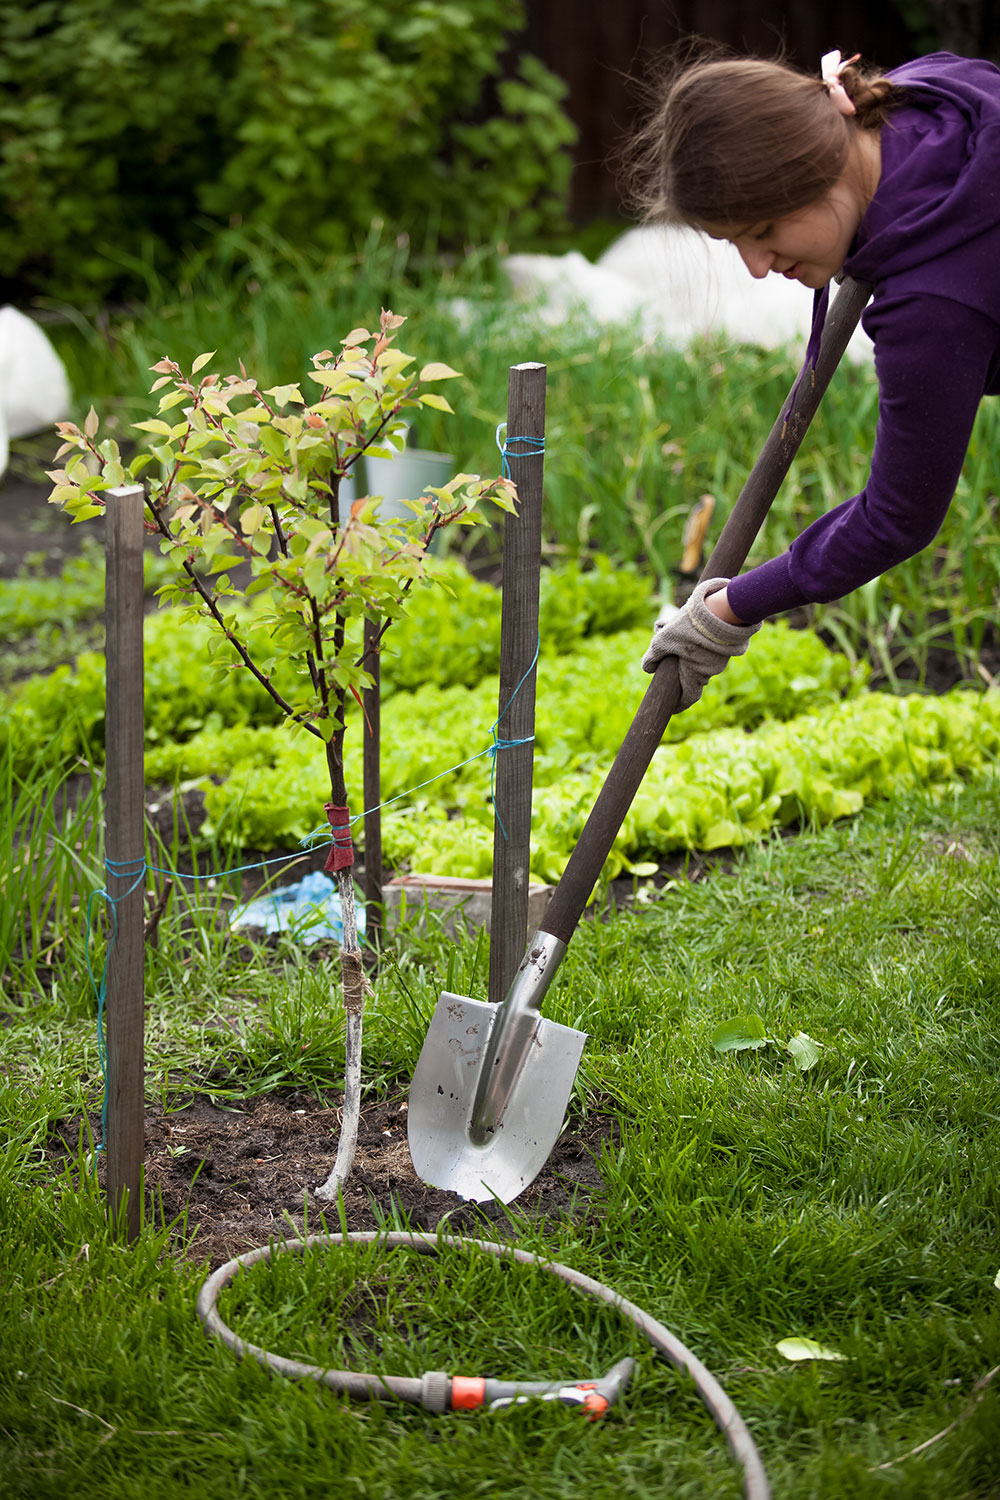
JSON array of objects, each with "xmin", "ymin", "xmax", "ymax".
[{"xmin": 362, "ymin": 446, "xmax": 455, "ymax": 554}]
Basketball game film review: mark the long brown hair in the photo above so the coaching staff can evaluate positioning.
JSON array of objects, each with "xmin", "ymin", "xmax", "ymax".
[{"xmin": 625, "ymin": 45, "xmax": 900, "ymax": 229}]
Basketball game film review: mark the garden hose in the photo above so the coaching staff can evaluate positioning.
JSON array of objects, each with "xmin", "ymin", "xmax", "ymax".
[{"xmin": 196, "ymin": 1230, "xmax": 771, "ymax": 1500}]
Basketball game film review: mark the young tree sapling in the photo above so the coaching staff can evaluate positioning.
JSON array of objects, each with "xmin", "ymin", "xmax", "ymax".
[{"xmin": 47, "ymin": 309, "xmax": 517, "ymax": 1197}]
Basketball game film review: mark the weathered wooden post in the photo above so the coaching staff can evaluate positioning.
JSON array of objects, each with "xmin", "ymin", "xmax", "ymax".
[
  {"xmin": 488, "ymin": 363, "xmax": 545, "ymax": 1007},
  {"xmin": 104, "ymin": 484, "xmax": 145, "ymax": 1241},
  {"xmin": 362, "ymin": 615, "xmax": 382, "ymax": 948}
]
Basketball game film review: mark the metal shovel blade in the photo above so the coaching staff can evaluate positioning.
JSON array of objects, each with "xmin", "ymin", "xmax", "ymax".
[{"xmin": 407, "ymin": 991, "xmax": 587, "ymax": 1203}]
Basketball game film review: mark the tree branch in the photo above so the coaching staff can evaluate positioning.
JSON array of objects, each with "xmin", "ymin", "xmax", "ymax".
[
  {"xmin": 352, "ymin": 509, "xmax": 452, "ymax": 672},
  {"xmin": 143, "ymin": 493, "xmax": 324, "ymax": 740}
]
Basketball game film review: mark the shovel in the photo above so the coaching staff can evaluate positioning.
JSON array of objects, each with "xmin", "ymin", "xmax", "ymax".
[{"xmin": 408, "ymin": 277, "xmax": 873, "ymax": 1203}]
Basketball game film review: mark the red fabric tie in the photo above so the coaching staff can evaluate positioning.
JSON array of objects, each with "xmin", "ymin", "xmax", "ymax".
[{"xmin": 323, "ymin": 803, "xmax": 354, "ymax": 872}]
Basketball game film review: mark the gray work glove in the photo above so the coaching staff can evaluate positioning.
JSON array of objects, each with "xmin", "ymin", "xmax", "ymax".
[{"xmin": 641, "ymin": 577, "xmax": 760, "ymax": 709}]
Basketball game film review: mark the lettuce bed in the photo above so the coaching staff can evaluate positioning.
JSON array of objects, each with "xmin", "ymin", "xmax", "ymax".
[
  {"xmin": 6, "ymin": 560, "xmax": 997, "ymax": 882},
  {"xmin": 0, "ymin": 557, "xmax": 651, "ymax": 773},
  {"xmin": 141, "ymin": 632, "xmax": 996, "ymax": 882},
  {"xmin": 407, "ymin": 689, "xmax": 1000, "ymax": 883}
]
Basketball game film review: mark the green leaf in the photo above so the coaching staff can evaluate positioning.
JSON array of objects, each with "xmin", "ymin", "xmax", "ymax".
[
  {"xmin": 282, "ymin": 473, "xmax": 308, "ymax": 503},
  {"xmin": 240, "ymin": 504, "xmax": 268, "ymax": 536},
  {"xmin": 711, "ymin": 1014, "xmax": 769, "ymax": 1053},
  {"xmin": 272, "ymin": 415, "xmax": 303, "ymax": 439},
  {"xmin": 775, "ymin": 1338, "xmax": 847, "ymax": 1363},
  {"xmin": 419, "ymin": 362, "xmax": 462, "ymax": 381},
  {"xmin": 418, "ymin": 393, "xmax": 455, "ymax": 413},
  {"xmin": 133, "ymin": 419, "xmax": 177, "ymax": 437},
  {"xmin": 307, "ymin": 369, "xmax": 358, "ymax": 393},
  {"xmin": 208, "ymin": 554, "xmax": 244, "ymax": 575},
  {"xmin": 258, "ymin": 425, "xmax": 287, "ymax": 461},
  {"xmin": 786, "ymin": 1032, "xmax": 823, "ymax": 1072},
  {"xmin": 702, "ymin": 818, "xmax": 746, "ymax": 850},
  {"xmin": 191, "ymin": 350, "xmax": 216, "ymax": 374},
  {"xmin": 264, "ymin": 383, "xmax": 305, "ymax": 406}
]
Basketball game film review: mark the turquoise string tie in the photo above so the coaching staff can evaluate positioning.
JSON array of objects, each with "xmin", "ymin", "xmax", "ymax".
[
  {"xmin": 488, "ymin": 635, "xmax": 539, "ymax": 840},
  {"xmin": 496, "ymin": 422, "xmax": 545, "ymax": 479},
  {"xmin": 87, "ymin": 856, "xmax": 147, "ymax": 1159}
]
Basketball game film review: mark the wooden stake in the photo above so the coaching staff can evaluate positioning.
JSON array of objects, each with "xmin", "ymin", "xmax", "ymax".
[
  {"xmin": 104, "ymin": 485, "xmax": 145, "ymax": 1242},
  {"xmin": 488, "ymin": 363, "xmax": 545, "ymax": 1007},
  {"xmin": 362, "ymin": 615, "xmax": 382, "ymax": 947}
]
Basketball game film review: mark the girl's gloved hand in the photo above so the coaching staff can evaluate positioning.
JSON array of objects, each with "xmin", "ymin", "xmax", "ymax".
[{"xmin": 641, "ymin": 577, "xmax": 760, "ymax": 709}]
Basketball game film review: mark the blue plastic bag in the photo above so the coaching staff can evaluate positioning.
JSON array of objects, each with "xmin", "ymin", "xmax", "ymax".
[{"xmin": 230, "ymin": 870, "xmax": 365, "ymax": 944}]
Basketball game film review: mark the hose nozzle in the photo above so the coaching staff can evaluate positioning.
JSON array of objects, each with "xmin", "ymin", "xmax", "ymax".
[{"xmin": 446, "ymin": 1356, "xmax": 636, "ymax": 1419}]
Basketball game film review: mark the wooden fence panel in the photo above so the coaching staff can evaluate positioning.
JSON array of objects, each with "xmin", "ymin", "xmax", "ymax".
[{"xmin": 516, "ymin": 0, "xmax": 924, "ymax": 220}]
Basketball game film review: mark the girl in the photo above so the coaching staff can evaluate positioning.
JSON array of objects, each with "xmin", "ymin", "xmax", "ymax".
[{"xmin": 637, "ymin": 48, "xmax": 1000, "ymax": 705}]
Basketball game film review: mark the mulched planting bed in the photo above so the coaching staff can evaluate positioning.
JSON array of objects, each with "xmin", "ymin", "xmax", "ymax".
[{"xmin": 49, "ymin": 1090, "xmax": 615, "ymax": 1268}]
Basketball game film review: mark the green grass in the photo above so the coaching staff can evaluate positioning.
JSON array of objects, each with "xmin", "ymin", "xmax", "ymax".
[
  {"xmin": 2, "ymin": 776, "xmax": 999, "ymax": 1497},
  {"xmin": 5, "ymin": 231, "xmax": 998, "ymax": 1497}
]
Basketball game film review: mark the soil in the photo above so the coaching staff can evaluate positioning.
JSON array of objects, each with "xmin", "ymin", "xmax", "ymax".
[{"xmin": 49, "ymin": 1090, "xmax": 615, "ymax": 1269}]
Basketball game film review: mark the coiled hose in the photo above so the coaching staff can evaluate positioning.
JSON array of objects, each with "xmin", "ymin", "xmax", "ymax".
[{"xmin": 196, "ymin": 1230, "xmax": 770, "ymax": 1500}]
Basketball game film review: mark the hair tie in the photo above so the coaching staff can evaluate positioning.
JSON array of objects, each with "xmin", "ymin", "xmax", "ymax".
[{"xmin": 821, "ymin": 49, "xmax": 860, "ymax": 116}]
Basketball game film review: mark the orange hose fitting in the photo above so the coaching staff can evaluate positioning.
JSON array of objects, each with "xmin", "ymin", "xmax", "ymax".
[
  {"xmin": 451, "ymin": 1376, "xmax": 487, "ymax": 1410},
  {"xmin": 581, "ymin": 1391, "xmax": 610, "ymax": 1419}
]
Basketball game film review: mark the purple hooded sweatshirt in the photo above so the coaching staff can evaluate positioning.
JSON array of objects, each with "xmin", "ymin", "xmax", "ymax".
[{"xmin": 726, "ymin": 53, "xmax": 1000, "ymax": 625}]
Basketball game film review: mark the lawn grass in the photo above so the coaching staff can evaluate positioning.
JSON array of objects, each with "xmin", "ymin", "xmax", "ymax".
[
  {"xmin": 2, "ymin": 777, "xmax": 998, "ymax": 1497},
  {"xmin": 6, "ymin": 231, "xmax": 997, "ymax": 1497}
]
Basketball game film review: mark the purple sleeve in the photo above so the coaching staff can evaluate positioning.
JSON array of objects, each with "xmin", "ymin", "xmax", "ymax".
[{"xmin": 727, "ymin": 294, "xmax": 1000, "ymax": 624}]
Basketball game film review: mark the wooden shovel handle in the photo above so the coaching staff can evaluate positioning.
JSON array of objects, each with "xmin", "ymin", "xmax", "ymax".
[{"xmin": 541, "ymin": 275, "xmax": 874, "ymax": 946}]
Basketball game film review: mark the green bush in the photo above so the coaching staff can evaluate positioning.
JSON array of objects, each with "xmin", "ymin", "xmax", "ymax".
[{"xmin": 0, "ymin": 0, "xmax": 575, "ymax": 304}]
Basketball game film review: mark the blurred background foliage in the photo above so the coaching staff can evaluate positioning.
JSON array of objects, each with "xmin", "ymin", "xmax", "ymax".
[
  {"xmin": 3, "ymin": 1, "xmax": 996, "ymax": 690},
  {"xmin": 0, "ymin": 0, "xmax": 576, "ymax": 305},
  {"xmin": 3, "ymin": 0, "xmax": 986, "ymax": 309}
]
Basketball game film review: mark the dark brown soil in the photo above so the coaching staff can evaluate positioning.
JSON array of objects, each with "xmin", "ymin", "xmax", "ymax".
[
  {"xmin": 0, "ymin": 457, "xmax": 104, "ymax": 578},
  {"xmin": 50, "ymin": 1090, "xmax": 614, "ymax": 1268}
]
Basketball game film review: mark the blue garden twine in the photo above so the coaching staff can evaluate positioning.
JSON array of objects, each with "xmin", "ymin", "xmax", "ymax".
[
  {"xmin": 496, "ymin": 422, "xmax": 545, "ymax": 480},
  {"xmin": 487, "ymin": 636, "xmax": 539, "ymax": 840},
  {"xmin": 86, "ymin": 856, "xmax": 146, "ymax": 1158}
]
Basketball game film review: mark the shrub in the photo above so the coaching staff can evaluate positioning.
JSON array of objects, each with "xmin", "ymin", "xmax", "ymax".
[{"xmin": 0, "ymin": 0, "xmax": 576, "ymax": 304}]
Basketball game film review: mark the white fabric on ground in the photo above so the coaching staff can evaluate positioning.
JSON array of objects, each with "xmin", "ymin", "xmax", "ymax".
[
  {"xmin": 501, "ymin": 226, "xmax": 874, "ymax": 363},
  {"xmin": 0, "ymin": 306, "xmax": 72, "ymax": 479}
]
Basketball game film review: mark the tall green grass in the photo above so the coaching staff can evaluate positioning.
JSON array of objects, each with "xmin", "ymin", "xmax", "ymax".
[{"xmin": 39, "ymin": 230, "xmax": 999, "ymax": 686}]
